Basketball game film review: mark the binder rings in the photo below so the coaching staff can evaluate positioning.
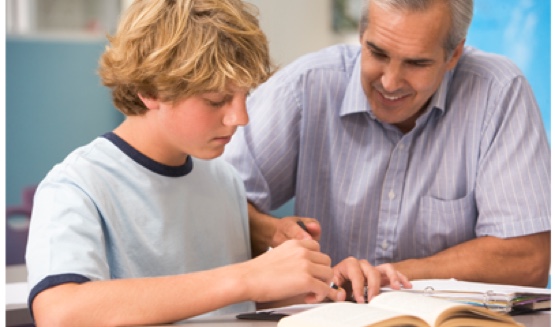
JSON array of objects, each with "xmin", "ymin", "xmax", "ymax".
[{"xmin": 382, "ymin": 279, "xmax": 550, "ymax": 313}]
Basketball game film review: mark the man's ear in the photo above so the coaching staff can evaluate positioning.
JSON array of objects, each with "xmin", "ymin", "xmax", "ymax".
[
  {"xmin": 138, "ymin": 94, "xmax": 160, "ymax": 110},
  {"xmin": 447, "ymin": 39, "xmax": 465, "ymax": 70}
]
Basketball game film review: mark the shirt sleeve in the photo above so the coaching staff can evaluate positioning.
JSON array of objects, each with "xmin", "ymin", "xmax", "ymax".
[
  {"xmin": 475, "ymin": 73, "xmax": 551, "ymax": 237},
  {"xmin": 26, "ymin": 171, "xmax": 110, "ymax": 300}
]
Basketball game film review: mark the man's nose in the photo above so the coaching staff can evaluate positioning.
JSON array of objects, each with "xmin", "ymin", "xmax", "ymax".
[{"xmin": 381, "ymin": 63, "xmax": 404, "ymax": 92}]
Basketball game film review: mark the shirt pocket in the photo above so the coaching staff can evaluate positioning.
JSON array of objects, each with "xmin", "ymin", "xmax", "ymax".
[{"xmin": 415, "ymin": 192, "xmax": 477, "ymax": 256}]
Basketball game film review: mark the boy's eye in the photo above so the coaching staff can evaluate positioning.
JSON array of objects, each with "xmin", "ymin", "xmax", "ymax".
[
  {"xmin": 203, "ymin": 93, "xmax": 231, "ymax": 107},
  {"xmin": 208, "ymin": 100, "xmax": 226, "ymax": 107}
]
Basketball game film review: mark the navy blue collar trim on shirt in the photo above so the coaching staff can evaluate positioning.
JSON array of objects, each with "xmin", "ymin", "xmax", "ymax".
[{"xmin": 102, "ymin": 132, "xmax": 193, "ymax": 177}]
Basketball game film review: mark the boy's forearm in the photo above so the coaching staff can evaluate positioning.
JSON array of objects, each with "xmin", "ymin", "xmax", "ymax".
[{"xmin": 32, "ymin": 266, "xmax": 249, "ymax": 326}]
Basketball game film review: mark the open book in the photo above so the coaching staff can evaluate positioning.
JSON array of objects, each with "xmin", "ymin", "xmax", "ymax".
[
  {"xmin": 382, "ymin": 279, "xmax": 551, "ymax": 313},
  {"xmin": 277, "ymin": 291, "xmax": 523, "ymax": 327}
]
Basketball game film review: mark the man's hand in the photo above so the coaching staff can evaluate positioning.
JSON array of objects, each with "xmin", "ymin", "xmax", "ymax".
[
  {"xmin": 247, "ymin": 202, "xmax": 322, "ymax": 256},
  {"xmin": 329, "ymin": 257, "xmax": 411, "ymax": 303},
  {"xmin": 269, "ymin": 216, "xmax": 322, "ymax": 247}
]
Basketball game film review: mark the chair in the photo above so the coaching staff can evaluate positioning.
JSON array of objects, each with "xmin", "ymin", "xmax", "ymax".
[{"xmin": 6, "ymin": 185, "xmax": 37, "ymax": 266}]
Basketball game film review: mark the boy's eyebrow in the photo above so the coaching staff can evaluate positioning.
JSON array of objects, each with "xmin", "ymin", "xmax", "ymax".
[{"xmin": 203, "ymin": 90, "xmax": 230, "ymax": 96}]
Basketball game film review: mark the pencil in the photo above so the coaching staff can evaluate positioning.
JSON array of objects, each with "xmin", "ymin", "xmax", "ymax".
[{"xmin": 297, "ymin": 221, "xmax": 339, "ymax": 291}]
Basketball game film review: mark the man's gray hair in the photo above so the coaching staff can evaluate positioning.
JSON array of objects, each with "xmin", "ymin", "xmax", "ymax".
[{"xmin": 359, "ymin": 0, "xmax": 473, "ymax": 57}]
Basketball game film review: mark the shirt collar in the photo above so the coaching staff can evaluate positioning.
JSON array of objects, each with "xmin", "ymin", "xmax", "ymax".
[
  {"xmin": 339, "ymin": 53, "xmax": 371, "ymax": 117},
  {"xmin": 429, "ymin": 68, "xmax": 453, "ymax": 115}
]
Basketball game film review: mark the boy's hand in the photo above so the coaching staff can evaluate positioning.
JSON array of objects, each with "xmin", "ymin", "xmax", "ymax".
[{"xmin": 242, "ymin": 239, "xmax": 338, "ymax": 303}]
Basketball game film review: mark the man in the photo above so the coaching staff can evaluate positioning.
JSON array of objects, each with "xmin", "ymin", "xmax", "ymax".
[{"xmin": 224, "ymin": 0, "xmax": 550, "ymax": 287}]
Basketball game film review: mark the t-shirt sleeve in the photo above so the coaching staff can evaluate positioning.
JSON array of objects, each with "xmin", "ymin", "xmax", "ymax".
[{"xmin": 26, "ymin": 173, "xmax": 110, "ymax": 311}]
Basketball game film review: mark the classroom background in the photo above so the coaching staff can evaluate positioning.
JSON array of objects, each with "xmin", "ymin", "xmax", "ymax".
[{"xmin": 5, "ymin": 0, "xmax": 551, "ymax": 284}]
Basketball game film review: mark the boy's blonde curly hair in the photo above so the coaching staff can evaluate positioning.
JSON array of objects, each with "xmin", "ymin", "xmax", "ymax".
[{"xmin": 99, "ymin": 0, "xmax": 274, "ymax": 116}]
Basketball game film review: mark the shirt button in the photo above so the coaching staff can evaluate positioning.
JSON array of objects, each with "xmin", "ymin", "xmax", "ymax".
[
  {"xmin": 398, "ymin": 143, "xmax": 405, "ymax": 150},
  {"xmin": 381, "ymin": 240, "xmax": 388, "ymax": 250},
  {"xmin": 388, "ymin": 190, "xmax": 395, "ymax": 200}
]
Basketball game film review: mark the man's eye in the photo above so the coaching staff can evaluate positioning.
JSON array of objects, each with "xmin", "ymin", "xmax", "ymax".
[
  {"xmin": 407, "ymin": 61, "xmax": 431, "ymax": 68},
  {"xmin": 370, "ymin": 50, "xmax": 387, "ymax": 60}
]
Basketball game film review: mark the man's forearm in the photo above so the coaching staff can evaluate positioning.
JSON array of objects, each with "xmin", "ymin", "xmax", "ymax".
[
  {"xmin": 391, "ymin": 232, "xmax": 550, "ymax": 287},
  {"xmin": 247, "ymin": 201, "xmax": 277, "ymax": 257}
]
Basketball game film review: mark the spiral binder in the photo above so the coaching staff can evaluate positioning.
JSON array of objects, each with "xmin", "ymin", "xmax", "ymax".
[
  {"xmin": 416, "ymin": 285, "xmax": 514, "ymax": 312},
  {"xmin": 382, "ymin": 279, "xmax": 551, "ymax": 313}
]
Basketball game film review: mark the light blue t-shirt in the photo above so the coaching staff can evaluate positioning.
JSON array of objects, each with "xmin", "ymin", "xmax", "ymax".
[
  {"xmin": 26, "ymin": 132, "xmax": 254, "ymax": 318},
  {"xmin": 224, "ymin": 44, "xmax": 551, "ymax": 265}
]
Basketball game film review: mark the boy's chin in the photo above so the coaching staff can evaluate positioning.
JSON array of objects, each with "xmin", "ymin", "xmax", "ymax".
[{"xmin": 190, "ymin": 149, "xmax": 225, "ymax": 160}]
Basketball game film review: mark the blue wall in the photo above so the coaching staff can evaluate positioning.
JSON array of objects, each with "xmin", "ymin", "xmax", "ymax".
[
  {"xmin": 467, "ymin": 0, "xmax": 551, "ymax": 142},
  {"xmin": 6, "ymin": 37, "xmax": 123, "ymax": 207}
]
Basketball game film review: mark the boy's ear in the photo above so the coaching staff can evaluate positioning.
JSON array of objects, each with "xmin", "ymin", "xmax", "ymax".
[{"xmin": 138, "ymin": 94, "xmax": 160, "ymax": 110}]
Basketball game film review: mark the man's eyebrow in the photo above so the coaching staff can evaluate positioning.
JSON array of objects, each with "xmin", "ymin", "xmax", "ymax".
[
  {"xmin": 366, "ymin": 41, "xmax": 387, "ymax": 55},
  {"xmin": 366, "ymin": 40, "xmax": 435, "ymax": 65}
]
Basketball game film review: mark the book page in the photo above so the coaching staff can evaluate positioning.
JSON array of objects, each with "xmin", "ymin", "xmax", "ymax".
[
  {"xmin": 369, "ymin": 291, "xmax": 463, "ymax": 326},
  {"xmin": 277, "ymin": 302, "xmax": 427, "ymax": 327}
]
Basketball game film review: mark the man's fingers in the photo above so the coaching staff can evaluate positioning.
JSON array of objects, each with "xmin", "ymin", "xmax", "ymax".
[
  {"xmin": 278, "ymin": 217, "xmax": 320, "ymax": 241},
  {"xmin": 376, "ymin": 263, "xmax": 412, "ymax": 290},
  {"xmin": 359, "ymin": 260, "xmax": 381, "ymax": 301},
  {"xmin": 397, "ymin": 271, "xmax": 412, "ymax": 289}
]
